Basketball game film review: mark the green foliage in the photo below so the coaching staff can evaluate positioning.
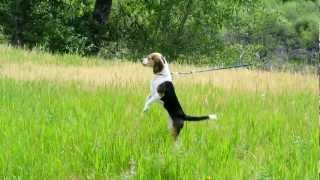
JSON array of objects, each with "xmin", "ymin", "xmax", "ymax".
[
  {"xmin": 0, "ymin": 0, "xmax": 102, "ymax": 54},
  {"xmin": 0, "ymin": 0, "xmax": 258, "ymax": 62},
  {"xmin": 0, "ymin": 0, "xmax": 318, "ymax": 66},
  {"xmin": 105, "ymin": 0, "xmax": 242, "ymax": 59},
  {"xmin": 0, "ymin": 26, "xmax": 5, "ymax": 43},
  {"xmin": 224, "ymin": 0, "xmax": 319, "ymax": 65},
  {"xmin": 281, "ymin": 0, "xmax": 319, "ymax": 49}
]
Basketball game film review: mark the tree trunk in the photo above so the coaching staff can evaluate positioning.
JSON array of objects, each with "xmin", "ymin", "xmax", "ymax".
[
  {"xmin": 93, "ymin": 0, "xmax": 112, "ymax": 25},
  {"xmin": 88, "ymin": 0, "xmax": 112, "ymax": 54},
  {"xmin": 10, "ymin": 0, "xmax": 25, "ymax": 46}
]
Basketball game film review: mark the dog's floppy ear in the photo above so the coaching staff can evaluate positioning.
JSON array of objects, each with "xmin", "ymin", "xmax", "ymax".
[
  {"xmin": 153, "ymin": 58, "xmax": 164, "ymax": 74},
  {"xmin": 160, "ymin": 56, "xmax": 166, "ymax": 64}
]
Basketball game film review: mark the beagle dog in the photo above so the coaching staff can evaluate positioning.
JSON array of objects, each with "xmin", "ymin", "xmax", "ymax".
[{"xmin": 142, "ymin": 52, "xmax": 217, "ymax": 140}]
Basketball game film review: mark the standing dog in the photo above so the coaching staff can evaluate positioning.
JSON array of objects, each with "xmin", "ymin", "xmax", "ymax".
[{"xmin": 142, "ymin": 52, "xmax": 217, "ymax": 140}]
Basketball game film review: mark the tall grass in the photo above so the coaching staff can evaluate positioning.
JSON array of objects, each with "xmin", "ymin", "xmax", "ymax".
[{"xmin": 0, "ymin": 47, "xmax": 317, "ymax": 179}]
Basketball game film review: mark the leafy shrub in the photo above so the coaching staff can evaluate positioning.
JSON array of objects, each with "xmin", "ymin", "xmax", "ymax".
[
  {"xmin": 0, "ymin": 0, "xmax": 102, "ymax": 54},
  {"xmin": 224, "ymin": 0, "xmax": 319, "ymax": 65},
  {"xmin": 106, "ymin": 0, "xmax": 233, "ymax": 59}
]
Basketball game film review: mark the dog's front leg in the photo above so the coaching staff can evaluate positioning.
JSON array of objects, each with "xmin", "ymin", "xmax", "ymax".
[{"xmin": 143, "ymin": 93, "xmax": 160, "ymax": 112}]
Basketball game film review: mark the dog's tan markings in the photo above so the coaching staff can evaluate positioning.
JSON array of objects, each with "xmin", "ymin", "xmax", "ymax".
[
  {"xmin": 151, "ymin": 53, "xmax": 164, "ymax": 74},
  {"xmin": 171, "ymin": 128, "xmax": 178, "ymax": 141}
]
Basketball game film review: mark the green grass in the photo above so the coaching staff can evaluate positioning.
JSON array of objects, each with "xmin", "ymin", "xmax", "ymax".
[
  {"xmin": 0, "ymin": 78, "xmax": 317, "ymax": 179},
  {"xmin": 0, "ymin": 46, "xmax": 317, "ymax": 179}
]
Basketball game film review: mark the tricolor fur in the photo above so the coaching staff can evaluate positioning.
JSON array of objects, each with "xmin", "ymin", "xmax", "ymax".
[{"xmin": 142, "ymin": 52, "xmax": 217, "ymax": 140}]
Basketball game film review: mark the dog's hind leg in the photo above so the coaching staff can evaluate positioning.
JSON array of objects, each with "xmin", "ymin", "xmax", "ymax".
[{"xmin": 170, "ymin": 119, "xmax": 184, "ymax": 141}]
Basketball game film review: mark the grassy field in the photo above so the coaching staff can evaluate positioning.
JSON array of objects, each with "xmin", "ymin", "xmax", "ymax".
[{"xmin": 0, "ymin": 46, "xmax": 317, "ymax": 179}]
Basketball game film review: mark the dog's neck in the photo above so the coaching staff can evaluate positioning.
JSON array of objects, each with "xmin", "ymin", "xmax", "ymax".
[{"xmin": 153, "ymin": 63, "xmax": 172, "ymax": 81}]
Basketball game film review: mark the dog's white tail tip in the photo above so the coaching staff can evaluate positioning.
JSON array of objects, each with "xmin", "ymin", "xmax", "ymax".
[{"xmin": 209, "ymin": 114, "xmax": 218, "ymax": 120}]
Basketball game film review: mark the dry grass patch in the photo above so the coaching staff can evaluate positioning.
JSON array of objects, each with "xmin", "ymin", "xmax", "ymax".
[{"xmin": 0, "ymin": 62, "xmax": 316, "ymax": 94}]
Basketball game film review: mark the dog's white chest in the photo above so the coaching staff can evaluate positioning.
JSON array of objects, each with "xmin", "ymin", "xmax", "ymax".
[{"xmin": 150, "ymin": 74, "xmax": 172, "ymax": 95}]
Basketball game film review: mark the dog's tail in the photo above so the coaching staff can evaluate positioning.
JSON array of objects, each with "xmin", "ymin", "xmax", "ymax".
[{"xmin": 183, "ymin": 114, "xmax": 217, "ymax": 121}]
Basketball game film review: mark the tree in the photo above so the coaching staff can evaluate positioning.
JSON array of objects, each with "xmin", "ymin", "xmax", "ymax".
[
  {"xmin": 93, "ymin": 0, "xmax": 112, "ymax": 25},
  {"xmin": 88, "ymin": 0, "xmax": 112, "ymax": 54}
]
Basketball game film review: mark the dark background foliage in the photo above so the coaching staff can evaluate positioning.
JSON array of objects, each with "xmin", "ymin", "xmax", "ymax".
[{"xmin": 0, "ymin": 0, "xmax": 319, "ymax": 66}]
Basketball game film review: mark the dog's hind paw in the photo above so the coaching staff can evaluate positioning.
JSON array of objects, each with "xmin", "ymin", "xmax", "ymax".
[{"xmin": 209, "ymin": 114, "xmax": 218, "ymax": 120}]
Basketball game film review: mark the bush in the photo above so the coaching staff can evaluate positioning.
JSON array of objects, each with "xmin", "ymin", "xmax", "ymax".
[
  {"xmin": 223, "ymin": 0, "xmax": 319, "ymax": 65},
  {"xmin": 105, "ymin": 0, "xmax": 234, "ymax": 59},
  {"xmin": 1, "ymin": 0, "xmax": 256, "ymax": 61},
  {"xmin": 0, "ymin": 0, "xmax": 103, "ymax": 55},
  {"xmin": 0, "ymin": 26, "xmax": 5, "ymax": 44}
]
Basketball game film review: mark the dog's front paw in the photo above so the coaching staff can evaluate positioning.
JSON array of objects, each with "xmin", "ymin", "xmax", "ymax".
[{"xmin": 143, "ymin": 106, "xmax": 149, "ymax": 112}]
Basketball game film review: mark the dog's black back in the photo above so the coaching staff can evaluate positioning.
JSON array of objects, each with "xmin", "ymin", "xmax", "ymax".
[
  {"xmin": 157, "ymin": 81, "xmax": 184, "ymax": 118},
  {"xmin": 157, "ymin": 81, "xmax": 210, "ymax": 121}
]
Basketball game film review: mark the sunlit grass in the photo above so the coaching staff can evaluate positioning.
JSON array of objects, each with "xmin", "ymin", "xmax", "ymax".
[{"xmin": 0, "ymin": 46, "xmax": 317, "ymax": 179}]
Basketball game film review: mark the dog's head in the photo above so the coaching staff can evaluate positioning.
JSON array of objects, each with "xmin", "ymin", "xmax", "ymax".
[{"xmin": 142, "ymin": 52, "xmax": 166, "ymax": 74}]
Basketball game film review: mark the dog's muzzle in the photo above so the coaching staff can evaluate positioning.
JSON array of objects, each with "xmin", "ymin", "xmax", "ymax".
[{"xmin": 141, "ymin": 58, "xmax": 148, "ymax": 66}]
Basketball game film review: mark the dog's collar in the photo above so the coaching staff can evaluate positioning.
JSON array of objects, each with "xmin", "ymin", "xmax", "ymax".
[{"xmin": 156, "ymin": 72, "xmax": 166, "ymax": 76}]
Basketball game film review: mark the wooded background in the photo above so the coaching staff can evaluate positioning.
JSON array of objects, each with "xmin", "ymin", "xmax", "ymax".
[{"xmin": 0, "ymin": 0, "xmax": 319, "ymax": 66}]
